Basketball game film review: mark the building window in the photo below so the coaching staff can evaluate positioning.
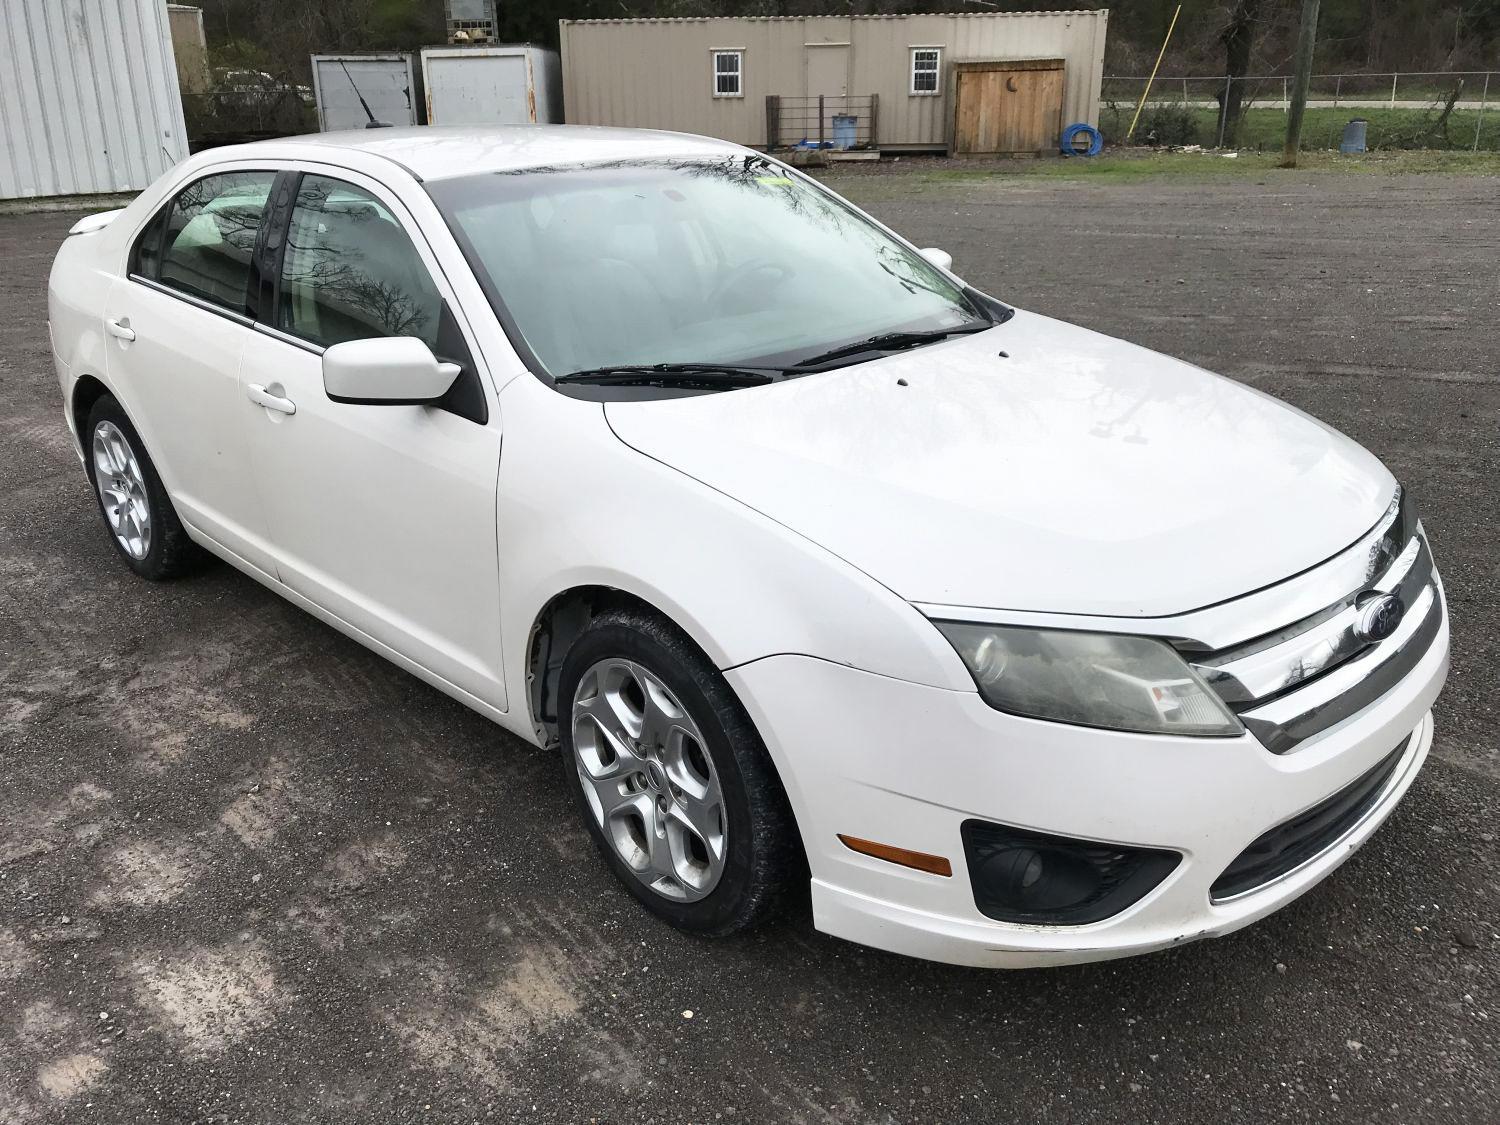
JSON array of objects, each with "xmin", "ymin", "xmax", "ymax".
[
  {"xmin": 910, "ymin": 48, "xmax": 941, "ymax": 95},
  {"xmin": 713, "ymin": 50, "xmax": 743, "ymax": 97}
]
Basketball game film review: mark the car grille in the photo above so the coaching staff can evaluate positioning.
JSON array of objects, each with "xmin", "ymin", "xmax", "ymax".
[
  {"xmin": 1183, "ymin": 488, "xmax": 1443, "ymax": 754},
  {"xmin": 1210, "ymin": 735, "xmax": 1411, "ymax": 901}
]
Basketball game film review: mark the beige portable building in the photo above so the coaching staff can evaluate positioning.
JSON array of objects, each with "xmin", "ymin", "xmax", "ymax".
[
  {"xmin": 559, "ymin": 11, "xmax": 1108, "ymax": 154},
  {"xmin": 167, "ymin": 5, "xmax": 211, "ymax": 95}
]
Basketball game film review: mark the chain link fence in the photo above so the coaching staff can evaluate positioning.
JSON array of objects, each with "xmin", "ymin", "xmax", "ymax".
[
  {"xmin": 1099, "ymin": 71, "xmax": 1496, "ymax": 153},
  {"xmin": 182, "ymin": 73, "xmax": 318, "ymax": 151}
]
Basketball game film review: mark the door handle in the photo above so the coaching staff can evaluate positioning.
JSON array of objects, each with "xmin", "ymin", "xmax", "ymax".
[
  {"xmin": 105, "ymin": 317, "xmax": 135, "ymax": 342},
  {"xmin": 247, "ymin": 383, "xmax": 296, "ymax": 416}
]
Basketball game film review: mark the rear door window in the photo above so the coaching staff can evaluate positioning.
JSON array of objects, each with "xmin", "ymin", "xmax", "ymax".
[{"xmin": 150, "ymin": 171, "xmax": 275, "ymax": 316}]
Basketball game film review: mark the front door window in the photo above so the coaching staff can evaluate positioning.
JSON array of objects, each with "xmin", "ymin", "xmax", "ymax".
[{"xmin": 278, "ymin": 175, "xmax": 443, "ymax": 351}]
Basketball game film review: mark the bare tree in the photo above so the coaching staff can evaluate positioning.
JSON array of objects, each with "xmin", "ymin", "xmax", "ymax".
[{"xmin": 1217, "ymin": 0, "xmax": 1264, "ymax": 147}]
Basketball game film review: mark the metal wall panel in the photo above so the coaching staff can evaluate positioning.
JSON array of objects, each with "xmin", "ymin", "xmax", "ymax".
[
  {"xmin": 420, "ymin": 46, "xmax": 563, "ymax": 126},
  {"xmin": 530, "ymin": 44, "xmax": 564, "ymax": 125},
  {"xmin": 561, "ymin": 12, "xmax": 1108, "ymax": 151},
  {"xmin": 312, "ymin": 54, "xmax": 418, "ymax": 131},
  {"xmin": 1, "ymin": 0, "xmax": 189, "ymax": 199}
]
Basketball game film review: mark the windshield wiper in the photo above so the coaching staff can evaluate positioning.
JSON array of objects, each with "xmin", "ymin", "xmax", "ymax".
[
  {"xmin": 791, "ymin": 322, "xmax": 993, "ymax": 369},
  {"xmin": 555, "ymin": 324, "xmax": 993, "ymax": 388},
  {"xmin": 555, "ymin": 363, "xmax": 780, "ymax": 387}
]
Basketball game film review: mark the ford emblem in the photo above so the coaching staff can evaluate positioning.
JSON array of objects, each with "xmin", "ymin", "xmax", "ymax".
[{"xmin": 1355, "ymin": 593, "xmax": 1404, "ymax": 643}]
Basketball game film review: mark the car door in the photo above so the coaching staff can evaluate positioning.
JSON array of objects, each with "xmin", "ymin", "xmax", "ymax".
[
  {"xmin": 103, "ymin": 169, "xmax": 281, "ymax": 576},
  {"xmin": 238, "ymin": 167, "xmax": 507, "ymax": 711}
]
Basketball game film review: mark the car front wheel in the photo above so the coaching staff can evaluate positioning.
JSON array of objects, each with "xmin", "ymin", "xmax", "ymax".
[{"xmin": 559, "ymin": 608, "xmax": 799, "ymax": 936}]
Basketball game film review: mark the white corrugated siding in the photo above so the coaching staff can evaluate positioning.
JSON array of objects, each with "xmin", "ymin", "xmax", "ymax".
[
  {"xmin": 0, "ymin": 0, "xmax": 188, "ymax": 199},
  {"xmin": 561, "ymin": 12, "xmax": 1107, "ymax": 150}
]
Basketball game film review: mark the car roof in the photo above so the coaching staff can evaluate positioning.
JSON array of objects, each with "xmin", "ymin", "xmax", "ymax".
[{"xmin": 222, "ymin": 125, "xmax": 749, "ymax": 183}]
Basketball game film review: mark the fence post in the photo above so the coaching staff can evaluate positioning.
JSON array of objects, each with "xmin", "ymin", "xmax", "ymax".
[
  {"xmin": 765, "ymin": 95, "xmax": 779, "ymax": 151},
  {"xmin": 1334, "ymin": 74, "xmax": 1341, "ymax": 107},
  {"xmin": 818, "ymin": 94, "xmax": 825, "ymax": 146},
  {"xmin": 1477, "ymin": 72, "xmax": 1492, "ymax": 152},
  {"xmin": 1283, "ymin": 76, "xmax": 1288, "ymax": 111},
  {"xmin": 1390, "ymin": 72, "xmax": 1397, "ymax": 109},
  {"xmin": 1183, "ymin": 77, "xmax": 1188, "ymax": 105},
  {"xmin": 870, "ymin": 93, "xmax": 879, "ymax": 150},
  {"xmin": 1217, "ymin": 75, "xmax": 1231, "ymax": 147}
]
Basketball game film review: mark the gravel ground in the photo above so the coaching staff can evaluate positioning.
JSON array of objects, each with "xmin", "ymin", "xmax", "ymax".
[{"xmin": 1, "ymin": 169, "xmax": 1497, "ymax": 1124}]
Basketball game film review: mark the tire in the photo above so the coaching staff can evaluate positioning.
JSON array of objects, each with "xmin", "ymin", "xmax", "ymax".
[
  {"xmin": 83, "ymin": 395, "xmax": 207, "ymax": 580},
  {"xmin": 559, "ymin": 608, "xmax": 799, "ymax": 936}
]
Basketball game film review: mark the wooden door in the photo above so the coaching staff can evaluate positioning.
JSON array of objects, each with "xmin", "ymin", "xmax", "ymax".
[{"xmin": 953, "ymin": 61, "xmax": 1065, "ymax": 155}]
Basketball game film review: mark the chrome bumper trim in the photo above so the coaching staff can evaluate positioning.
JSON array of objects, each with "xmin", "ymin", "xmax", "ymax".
[{"xmin": 1237, "ymin": 583, "xmax": 1440, "ymax": 754}]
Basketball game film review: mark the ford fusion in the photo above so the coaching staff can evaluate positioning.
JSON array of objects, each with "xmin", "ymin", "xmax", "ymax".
[{"xmin": 47, "ymin": 127, "xmax": 1448, "ymax": 967}]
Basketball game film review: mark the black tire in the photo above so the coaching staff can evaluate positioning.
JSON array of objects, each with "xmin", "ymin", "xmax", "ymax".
[
  {"xmin": 83, "ymin": 395, "xmax": 207, "ymax": 581},
  {"xmin": 558, "ymin": 608, "xmax": 800, "ymax": 937}
]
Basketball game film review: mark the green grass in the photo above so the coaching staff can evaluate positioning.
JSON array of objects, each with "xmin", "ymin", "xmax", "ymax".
[
  {"xmin": 819, "ymin": 149, "xmax": 1500, "ymax": 194},
  {"xmin": 1035, "ymin": 149, "xmax": 1500, "ymax": 179}
]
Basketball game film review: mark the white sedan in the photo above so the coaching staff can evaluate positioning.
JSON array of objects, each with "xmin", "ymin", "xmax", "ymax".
[{"xmin": 48, "ymin": 126, "xmax": 1449, "ymax": 967}]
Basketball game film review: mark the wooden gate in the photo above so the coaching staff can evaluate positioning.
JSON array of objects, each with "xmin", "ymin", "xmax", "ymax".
[{"xmin": 951, "ymin": 59, "xmax": 1066, "ymax": 156}]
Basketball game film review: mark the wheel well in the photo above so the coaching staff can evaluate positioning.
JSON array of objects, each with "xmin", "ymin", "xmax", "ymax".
[
  {"xmin": 526, "ymin": 586, "xmax": 671, "ymax": 747},
  {"xmin": 529, "ymin": 585, "xmax": 812, "ymax": 896},
  {"xmin": 71, "ymin": 374, "xmax": 111, "ymax": 444}
]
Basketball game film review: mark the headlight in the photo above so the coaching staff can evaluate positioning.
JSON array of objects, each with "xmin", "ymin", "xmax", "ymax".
[{"xmin": 935, "ymin": 623, "xmax": 1242, "ymax": 737}]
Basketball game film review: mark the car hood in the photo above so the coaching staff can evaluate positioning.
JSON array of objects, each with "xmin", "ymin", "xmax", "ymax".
[{"xmin": 604, "ymin": 310, "xmax": 1395, "ymax": 618}]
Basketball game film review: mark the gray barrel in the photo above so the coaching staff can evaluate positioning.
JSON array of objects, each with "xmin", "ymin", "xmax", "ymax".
[
  {"xmin": 832, "ymin": 114, "xmax": 857, "ymax": 150},
  {"xmin": 1340, "ymin": 118, "xmax": 1368, "ymax": 154}
]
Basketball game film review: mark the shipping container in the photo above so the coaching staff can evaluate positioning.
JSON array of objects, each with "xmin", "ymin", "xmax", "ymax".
[
  {"xmin": 0, "ymin": 0, "xmax": 189, "ymax": 200},
  {"xmin": 420, "ymin": 46, "xmax": 562, "ymax": 126},
  {"xmin": 561, "ymin": 12, "xmax": 1108, "ymax": 154},
  {"xmin": 167, "ymin": 5, "xmax": 210, "ymax": 94},
  {"xmin": 312, "ymin": 54, "xmax": 420, "ymax": 131}
]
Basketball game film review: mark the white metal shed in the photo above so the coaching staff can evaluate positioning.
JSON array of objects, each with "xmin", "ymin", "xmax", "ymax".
[
  {"xmin": 312, "ymin": 54, "xmax": 420, "ymax": 131},
  {"xmin": 0, "ymin": 0, "xmax": 189, "ymax": 200},
  {"xmin": 420, "ymin": 45, "xmax": 562, "ymax": 126}
]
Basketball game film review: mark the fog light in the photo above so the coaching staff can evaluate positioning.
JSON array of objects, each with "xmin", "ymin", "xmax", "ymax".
[
  {"xmin": 961, "ymin": 821, "xmax": 1179, "ymax": 925},
  {"xmin": 992, "ymin": 847, "xmax": 1045, "ymax": 893}
]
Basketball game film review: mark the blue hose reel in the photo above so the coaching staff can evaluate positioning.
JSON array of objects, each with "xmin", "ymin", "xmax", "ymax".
[{"xmin": 1060, "ymin": 122, "xmax": 1104, "ymax": 157}]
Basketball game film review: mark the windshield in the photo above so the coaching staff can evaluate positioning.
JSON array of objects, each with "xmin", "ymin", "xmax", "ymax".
[{"xmin": 426, "ymin": 155, "xmax": 990, "ymax": 381}]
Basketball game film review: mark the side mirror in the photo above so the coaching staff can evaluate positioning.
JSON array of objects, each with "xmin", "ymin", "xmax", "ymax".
[
  {"xmin": 919, "ymin": 246, "xmax": 953, "ymax": 272},
  {"xmin": 322, "ymin": 337, "xmax": 461, "ymax": 406}
]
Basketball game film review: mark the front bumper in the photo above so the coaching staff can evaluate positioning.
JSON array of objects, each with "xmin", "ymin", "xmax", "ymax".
[{"xmin": 725, "ymin": 602, "xmax": 1448, "ymax": 969}]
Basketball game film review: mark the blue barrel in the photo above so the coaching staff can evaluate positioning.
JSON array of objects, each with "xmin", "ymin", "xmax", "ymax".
[
  {"xmin": 1340, "ymin": 119, "xmax": 1368, "ymax": 154},
  {"xmin": 832, "ymin": 114, "xmax": 857, "ymax": 150}
]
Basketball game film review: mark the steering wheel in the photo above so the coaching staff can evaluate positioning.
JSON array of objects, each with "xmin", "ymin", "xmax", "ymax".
[{"xmin": 708, "ymin": 258, "xmax": 795, "ymax": 313}]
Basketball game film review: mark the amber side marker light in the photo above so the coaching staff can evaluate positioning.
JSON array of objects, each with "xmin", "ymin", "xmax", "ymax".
[{"xmin": 838, "ymin": 834, "xmax": 953, "ymax": 877}]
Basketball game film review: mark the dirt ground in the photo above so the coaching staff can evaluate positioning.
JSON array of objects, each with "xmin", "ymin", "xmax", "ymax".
[{"xmin": 1, "ymin": 168, "xmax": 1497, "ymax": 1124}]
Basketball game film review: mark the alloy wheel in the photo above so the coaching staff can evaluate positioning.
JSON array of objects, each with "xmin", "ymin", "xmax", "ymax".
[
  {"xmin": 571, "ymin": 658, "xmax": 728, "ymax": 902},
  {"xmin": 92, "ymin": 420, "xmax": 152, "ymax": 560}
]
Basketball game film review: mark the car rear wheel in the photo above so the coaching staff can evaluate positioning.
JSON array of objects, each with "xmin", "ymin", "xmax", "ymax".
[
  {"xmin": 84, "ymin": 395, "xmax": 206, "ymax": 580},
  {"xmin": 559, "ymin": 608, "xmax": 798, "ymax": 936}
]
